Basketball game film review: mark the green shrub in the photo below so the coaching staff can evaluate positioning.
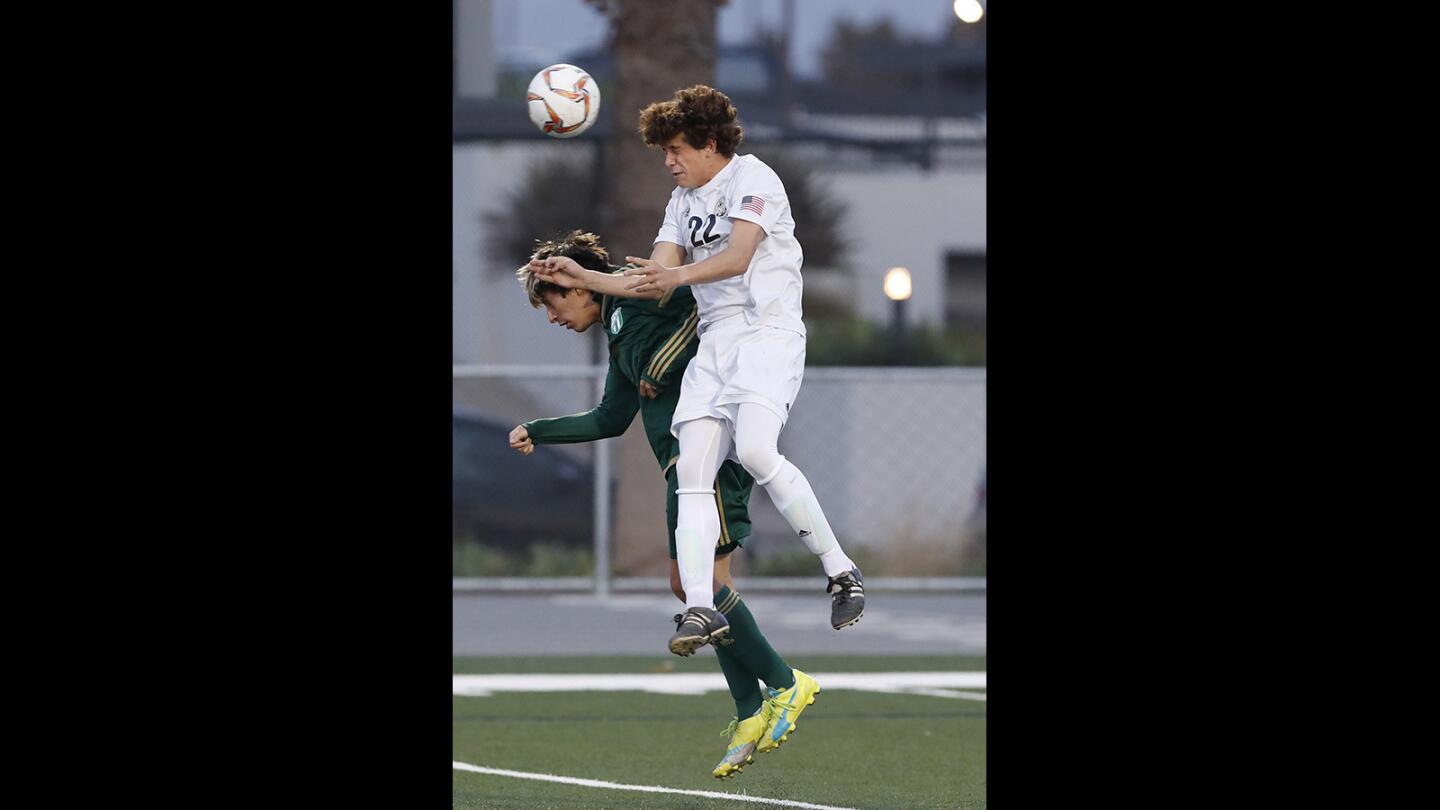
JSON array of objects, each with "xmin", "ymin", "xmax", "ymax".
[{"xmin": 452, "ymin": 540, "xmax": 596, "ymax": 577}]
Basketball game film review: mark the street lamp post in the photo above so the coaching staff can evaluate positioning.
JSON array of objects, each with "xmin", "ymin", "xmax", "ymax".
[{"xmin": 883, "ymin": 267, "xmax": 912, "ymax": 363}]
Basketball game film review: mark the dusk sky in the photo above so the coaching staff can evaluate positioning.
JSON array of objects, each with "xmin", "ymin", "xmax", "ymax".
[{"xmin": 492, "ymin": 0, "xmax": 973, "ymax": 79}]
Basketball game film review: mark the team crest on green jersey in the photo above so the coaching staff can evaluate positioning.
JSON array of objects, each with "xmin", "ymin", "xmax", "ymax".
[{"xmin": 610, "ymin": 308, "xmax": 624, "ymax": 334}]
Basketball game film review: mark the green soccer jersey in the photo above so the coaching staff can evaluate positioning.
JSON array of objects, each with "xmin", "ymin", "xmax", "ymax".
[
  {"xmin": 521, "ymin": 268, "xmax": 699, "ymax": 471},
  {"xmin": 521, "ymin": 268, "xmax": 754, "ymax": 556}
]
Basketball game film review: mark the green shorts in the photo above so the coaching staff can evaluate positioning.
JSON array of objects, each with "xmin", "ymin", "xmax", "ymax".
[{"xmin": 666, "ymin": 459, "xmax": 754, "ymax": 559}]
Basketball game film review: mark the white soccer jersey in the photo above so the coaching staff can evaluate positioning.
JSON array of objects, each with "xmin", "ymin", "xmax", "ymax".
[{"xmin": 654, "ymin": 154, "xmax": 806, "ymax": 335}]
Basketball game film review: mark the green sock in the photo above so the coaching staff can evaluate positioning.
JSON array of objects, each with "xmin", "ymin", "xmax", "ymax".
[
  {"xmin": 712, "ymin": 586, "xmax": 764, "ymax": 717},
  {"xmin": 714, "ymin": 585, "xmax": 796, "ymax": 692},
  {"xmin": 714, "ymin": 644, "xmax": 764, "ymax": 719}
]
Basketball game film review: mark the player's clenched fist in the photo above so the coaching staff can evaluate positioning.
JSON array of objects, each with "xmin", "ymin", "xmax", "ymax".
[{"xmin": 508, "ymin": 425, "xmax": 534, "ymax": 455}]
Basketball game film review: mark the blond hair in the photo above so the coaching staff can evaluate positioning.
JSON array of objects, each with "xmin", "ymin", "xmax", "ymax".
[{"xmin": 514, "ymin": 230, "xmax": 611, "ymax": 308}]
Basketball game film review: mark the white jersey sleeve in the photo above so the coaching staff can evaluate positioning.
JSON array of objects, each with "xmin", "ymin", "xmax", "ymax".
[
  {"xmin": 724, "ymin": 161, "xmax": 787, "ymax": 235},
  {"xmin": 654, "ymin": 189, "xmax": 686, "ymax": 247}
]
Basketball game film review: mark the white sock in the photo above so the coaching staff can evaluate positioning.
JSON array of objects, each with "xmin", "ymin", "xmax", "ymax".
[
  {"xmin": 768, "ymin": 460, "xmax": 855, "ymax": 578},
  {"xmin": 819, "ymin": 547, "xmax": 856, "ymax": 578},
  {"xmin": 675, "ymin": 503, "xmax": 717, "ymax": 609},
  {"xmin": 675, "ymin": 418, "xmax": 731, "ymax": 609},
  {"xmin": 733, "ymin": 403, "xmax": 856, "ymax": 579}
]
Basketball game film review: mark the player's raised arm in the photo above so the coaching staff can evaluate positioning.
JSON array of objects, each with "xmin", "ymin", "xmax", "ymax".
[
  {"xmin": 651, "ymin": 240, "xmax": 685, "ymax": 269},
  {"xmin": 623, "ymin": 221, "xmax": 763, "ymax": 294},
  {"xmin": 529, "ymin": 255, "xmax": 663, "ymax": 300}
]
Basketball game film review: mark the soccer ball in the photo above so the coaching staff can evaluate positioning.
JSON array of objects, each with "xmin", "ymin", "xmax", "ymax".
[{"xmin": 526, "ymin": 64, "xmax": 600, "ymax": 138}]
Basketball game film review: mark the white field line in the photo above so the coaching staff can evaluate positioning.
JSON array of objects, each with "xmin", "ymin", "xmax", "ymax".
[
  {"xmin": 453, "ymin": 761, "xmax": 862, "ymax": 810},
  {"xmin": 452, "ymin": 671, "xmax": 986, "ymax": 697},
  {"xmin": 903, "ymin": 688, "xmax": 987, "ymax": 701}
]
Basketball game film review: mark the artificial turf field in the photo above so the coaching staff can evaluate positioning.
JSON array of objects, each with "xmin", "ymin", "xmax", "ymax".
[{"xmin": 453, "ymin": 655, "xmax": 986, "ymax": 809}]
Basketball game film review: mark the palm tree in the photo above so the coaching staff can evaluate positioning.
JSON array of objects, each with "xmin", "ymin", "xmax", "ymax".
[
  {"xmin": 588, "ymin": 0, "xmax": 724, "ymax": 259},
  {"xmin": 486, "ymin": 2, "xmax": 854, "ymax": 326},
  {"xmin": 487, "ymin": 0, "xmax": 725, "ymax": 271},
  {"xmin": 490, "ymin": 1, "xmax": 852, "ymax": 275},
  {"xmin": 483, "ymin": 156, "xmax": 598, "ymax": 266}
]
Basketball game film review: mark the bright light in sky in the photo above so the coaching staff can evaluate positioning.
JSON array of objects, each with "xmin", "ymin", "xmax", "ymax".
[{"xmin": 953, "ymin": 0, "xmax": 984, "ymax": 24}]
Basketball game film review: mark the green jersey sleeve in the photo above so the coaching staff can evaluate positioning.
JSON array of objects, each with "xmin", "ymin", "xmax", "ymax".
[{"xmin": 522, "ymin": 364, "xmax": 639, "ymax": 444}]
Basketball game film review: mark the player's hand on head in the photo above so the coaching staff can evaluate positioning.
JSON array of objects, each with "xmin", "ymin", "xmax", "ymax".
[
  {"xmin": 529, "ymin": 257, "xmax": 585, "ymax": 289},
  {"xmin": 550, "ymin": 256, "xmax": 591, "ymax": 278}
]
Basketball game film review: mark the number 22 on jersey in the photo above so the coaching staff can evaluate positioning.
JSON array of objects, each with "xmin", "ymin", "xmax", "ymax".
[{"xmin": 687, "ymin": 213, "xmax": 731, "ymax": 250}]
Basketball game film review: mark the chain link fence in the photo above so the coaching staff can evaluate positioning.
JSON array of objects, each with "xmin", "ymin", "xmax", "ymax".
[
  {"xmin": 747, "ymin": 367, "xmax": 985, "ymax": 576},
  {"xmin": 454, "ymin": 365, "xmax": 986, "ymax": 587}
]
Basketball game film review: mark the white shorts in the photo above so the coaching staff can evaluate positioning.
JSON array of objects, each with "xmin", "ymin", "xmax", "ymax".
[{"xmin": 671, "ymin": 313, "xmax": 806, "ymax": 437}]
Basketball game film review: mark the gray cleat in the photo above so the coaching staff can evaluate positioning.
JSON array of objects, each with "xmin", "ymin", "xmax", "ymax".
[
  {"xmin": 669, "ymin": 606, "xmax": 731, "ymax": 656},
  {"xmin": 827, "ymin": 567, "xmax": 865, "ymax": 629}
]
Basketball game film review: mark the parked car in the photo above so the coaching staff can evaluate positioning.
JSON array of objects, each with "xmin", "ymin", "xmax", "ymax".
[{"xmin": 452, "ymin": 409, "xmax": 592, "ymax": 552}]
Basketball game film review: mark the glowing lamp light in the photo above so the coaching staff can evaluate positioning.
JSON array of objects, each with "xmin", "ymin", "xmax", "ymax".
[
  {"xmin": 883, "ymin": 267, "xmax": 913, "ymax": 301},
  {"xmin": 953, "ymin": 0, "xmax": 984, "ymax": 24}
]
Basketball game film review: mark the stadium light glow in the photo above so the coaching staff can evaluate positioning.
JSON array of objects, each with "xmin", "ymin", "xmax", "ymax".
[
  {"xmin": 883, "ymin": 267, "xmax": 913, "ymax": 301},
  {"xmin": 953, "ymin": 0, "xmax": 984, "ymax": 24}
]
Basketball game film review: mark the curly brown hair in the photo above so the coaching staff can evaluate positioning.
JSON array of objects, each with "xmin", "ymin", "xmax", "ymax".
[
  {"xmin": 638, "ymin": 85, "xmax": 744, "ymax": 157},
  {"xmin": 515, "ymin": 230, "xmax": 610, "ymax": 308}
]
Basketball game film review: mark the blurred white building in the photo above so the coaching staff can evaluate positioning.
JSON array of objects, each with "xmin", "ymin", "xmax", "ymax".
[
  {"xmin": 452, "ymin": 0, "xmax": 986, "ymax": 364},
  {"xmin": 453, "ymin": 141, "xmax": 984, "ymax": 364}
]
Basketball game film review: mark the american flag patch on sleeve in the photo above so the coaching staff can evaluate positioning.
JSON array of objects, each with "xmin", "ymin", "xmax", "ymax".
[{"xmin": 740, "ymin": 195, "xmax": 765, "ymax": 216}]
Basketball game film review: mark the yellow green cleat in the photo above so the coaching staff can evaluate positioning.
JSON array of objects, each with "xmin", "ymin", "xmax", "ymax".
[
  {"xmin": 712, "ymin": 711, "xmax": 768, "ymax": 779},
  {"xmin": 757, "ymin": 669, "xmax": 820, "ymax": 754}
]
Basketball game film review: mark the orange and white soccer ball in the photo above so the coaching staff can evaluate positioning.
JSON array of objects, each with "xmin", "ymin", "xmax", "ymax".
[{"xmin": 526, "ymin": 64, "xmax": 600, "ymax": 138}]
